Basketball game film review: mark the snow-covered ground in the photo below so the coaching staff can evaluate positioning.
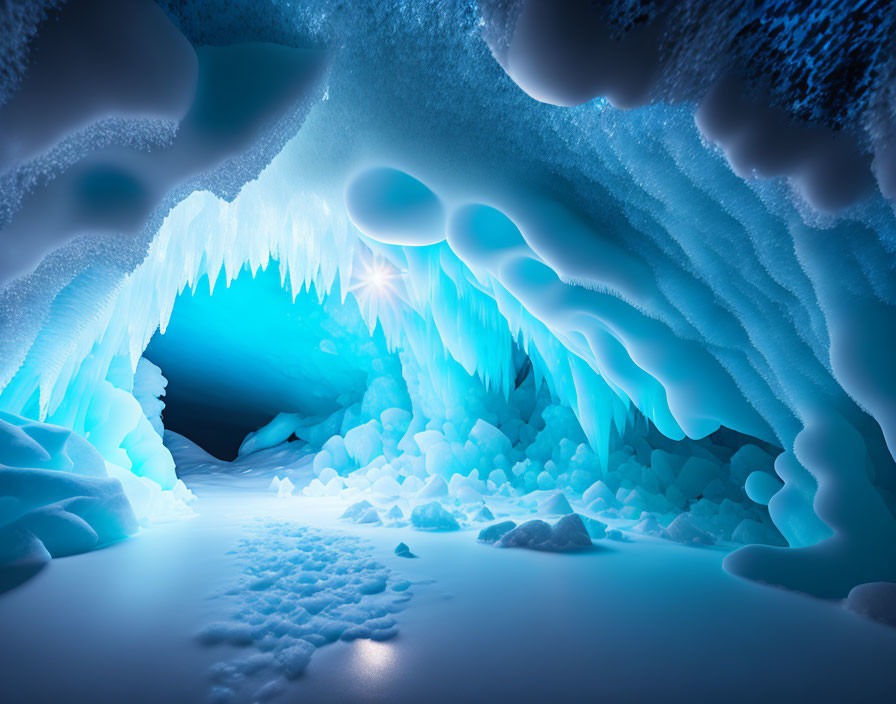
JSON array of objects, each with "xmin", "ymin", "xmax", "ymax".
[{"xmin": 1, "ymin": 461, "xmax": 894, "ymax": 704}]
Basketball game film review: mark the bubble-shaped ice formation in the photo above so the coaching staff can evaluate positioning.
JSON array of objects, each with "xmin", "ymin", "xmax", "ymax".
[{"xmin": 345, "ymin": 167, "xmax": 446, "ymax": 246}]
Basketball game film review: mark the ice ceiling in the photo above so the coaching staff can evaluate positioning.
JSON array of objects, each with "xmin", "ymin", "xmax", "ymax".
[{"xmin": 1, "ymin": 0, "xmax": 896, "ymax": 599}]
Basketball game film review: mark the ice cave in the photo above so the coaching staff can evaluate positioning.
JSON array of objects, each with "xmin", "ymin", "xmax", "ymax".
[{"xmin": 1, "ymin": 1, "xmax": 896, "ymax": 702}]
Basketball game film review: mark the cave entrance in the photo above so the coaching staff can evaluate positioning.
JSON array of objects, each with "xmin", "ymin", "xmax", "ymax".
[{"xmin": 144, "ymin": 260, "xmax": 407, "ymax": 461}]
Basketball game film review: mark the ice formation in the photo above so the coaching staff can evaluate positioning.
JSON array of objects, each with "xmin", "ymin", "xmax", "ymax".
[{"xmin": 1, "ymin": 0, "xmax": 896, "ymax": 611}]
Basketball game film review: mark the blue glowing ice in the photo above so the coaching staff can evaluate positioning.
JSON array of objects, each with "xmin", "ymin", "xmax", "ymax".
[{"xmin": 1, "ymin": 0, "xmax": 896, "ymax": 606}]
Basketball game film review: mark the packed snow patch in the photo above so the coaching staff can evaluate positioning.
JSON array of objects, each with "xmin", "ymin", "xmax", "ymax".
[{"xmin": 198, "ymin": 519, "xmax": 414, "ymax": 702}]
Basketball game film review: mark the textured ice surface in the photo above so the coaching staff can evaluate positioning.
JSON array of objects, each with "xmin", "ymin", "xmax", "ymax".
[
  {"xmin": 410, "ymin": 502, "xmax": 460, "ymax": 532},
  {"xmin": 477, "ymin": 521, "xmax": 517, "ymax": 544},
  {"xmin": 0, "ymin": 411, "xmax": 138, "ymax": 568},
  {"xmin": 198, "ymin": 520, "xmax": 412, "ymax": 701},
  {"xmin": 497, "ymin": 514, "xmax": 593, "ymax": 552}
]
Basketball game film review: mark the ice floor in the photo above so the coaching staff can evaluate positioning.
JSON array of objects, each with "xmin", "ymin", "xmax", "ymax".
[{"xmin": 1, "ymin": 455, "xmax": 894, "ymax": 704}]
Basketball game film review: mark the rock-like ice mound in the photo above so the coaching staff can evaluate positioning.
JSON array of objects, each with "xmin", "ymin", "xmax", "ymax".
[
  {"xmin": 497, "ymin": 514, "xmax": 592, "ymax": 552},
  {"xmin": 410, "ymin": 501, "xmax": 460, "ymax": 531},
  {"xmin": 341, "ymin": 500, "xmax": 380, "ymax": 525},
  {"xmin": 539, "ymin": 491, "xmax": 573, "ymax": 515},
  {"xmin": 664, "ymin": 515, "xmax": 715, "ymax": 546},
  {"xmin": 394, "ymin": 542, "xmax": 417, "ymax": 558},
  {"xmin": 477, "ymin": 520, "xmax": 517, "ymax": 544},
  {"xmin": 269, "ymin": 476, "xmax": 295, "ymax": 498},
  {"xmin": 0, "ymin": 413, "xmax": 139, "ymax": 569}
]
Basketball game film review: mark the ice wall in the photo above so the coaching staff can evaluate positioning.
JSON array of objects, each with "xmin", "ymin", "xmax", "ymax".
[{"xmin": 1, "ymin": 1, "xmax": 895, "ymax": 596}]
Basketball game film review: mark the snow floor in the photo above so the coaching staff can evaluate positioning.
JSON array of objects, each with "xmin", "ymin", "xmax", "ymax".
[{"xmin": 1, "ymin": 459, "xmax": 895, "ymax": 703}]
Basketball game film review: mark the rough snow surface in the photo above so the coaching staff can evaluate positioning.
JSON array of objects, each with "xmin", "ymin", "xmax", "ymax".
[{"xmin": 198, "ymin": 519, "xmax": 413, "ymax": 702}]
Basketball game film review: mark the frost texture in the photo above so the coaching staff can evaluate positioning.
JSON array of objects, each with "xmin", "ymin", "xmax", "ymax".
[{"xmin": 197, "ymin": 520, "xmax": 413, "ymax": 701}]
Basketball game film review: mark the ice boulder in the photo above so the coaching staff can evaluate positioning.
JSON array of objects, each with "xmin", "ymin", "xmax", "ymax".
[
  {"xmin": 424, "ymin": 441, "xmax": 465, "ymax": 479},
  {"xmin": 302, "ymin": 478, "xmax": 325, "ymax": 497},
  {"xmin": 0, "ymin": 413, "xmax": 140, "ymax": 567},
  {"xmin": 418, "ymin": 475, "xmax": 449, "ymax": 499},
  {"xmin": 581, "ymin": 515, "xmax": 607, "ymax": 540},
  {"xmin": 664, "ymin": 515, "xmax": 715, "ymax": 546},
  {"xmin": 488, "ymin": 469, "xmax": 510, "ymax": 487},
  {"xmin": 276, "ymin": 640, "xmax": 315, "ymax": 679},
  {"xmin": 386, "ymin": 505, "xmax": 404, "ymax": 521},
  {"xmin": 413, "ymin": 430, "xmax": 445, "ymax": 454},
  {"xmin": 676, "ymin": 457, "xmax": 719, "ymax": 499},
  {"xmin": 0, "ymin": 468, "xmax": 138, "ymax": 566},
  {"xmin": 394, "ymin": 542, "xmax": 417, "ymax": 558},
  {"xmin": 536, "ymin": 471, "xmax": 556, "ymax": 490},
  {"xmin": 318, "ymin": 467, "xmax": 339, "ymax": 484},
  {"xmin": 313, "ymin": 452, "xmax": 334, "ymax": 477},
  {"xmin": 400, "ymin": 475, "xmax": 425, "ymax": 493},
  {"xmin": 277, "ymin": 477, "xmax": 295, "ymax": 498},
  {"xmin": 631, "ymin": 515, "xmax": 668, "ymax": 538},
  {"xmin": 448, "ymin": 472, "xmax": 485, "ymax": 503},
  {"xmin": 497, "ymin": 514, "xmax": 592, "ymax": 552},
  {"xmin": 322, "ymin": 435, "xmax": 351, "ymax": 471},
  {"xmin": 731, "ymin": 518, "xmax": 784, "ymax": 546},
  {"xmin": 469, "ymin": 420, "xmax": 511, "ymax": 458},
  {"xmin": 344, "ymin": 421, "xmax": 384, "ymax": 467},
  {"xmin": 323, "ymin": 477, "xmax": 344, "ymax": 496},
  {"xmin": 539, "ymin": 491, "xmax": 573, "ymax": 516},
  {"xmin": 371, "ymin": 476, "xmax": 402, "ymax": 496},
  {"xmin": 410, "ymin": 501, "xmax": 460, "ymax": 531},
  {"xmin": 341, "ymin": 500, "xmax": 380, "ymax": 524},
  {"xmin": 380, "ymin": 407, "xmax": 412, "ymax": 437},
  {"xmin": 472, "ymin": 505, "xmax": 495, "ymax": 522},
  {"xmin": 478, "ymin": 520, "xmax": 517, "ymax": 543},
  {"xmin": 845, "ymin": 582, "xmax": 896, "ymax": 629}
]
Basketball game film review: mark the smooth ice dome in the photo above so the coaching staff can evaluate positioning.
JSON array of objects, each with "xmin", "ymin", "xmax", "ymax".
[{"xmin": 345, "ymin": 167, "xmax": 445, "ymax": 246}]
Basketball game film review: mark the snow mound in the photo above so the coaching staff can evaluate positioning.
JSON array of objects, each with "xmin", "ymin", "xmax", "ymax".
[
  {"xmin": 497, "ymin": 514, "xmax": 592, "ymax": 552},
  {"xmin": 410, "ymin": 501, "xmax": 460, "ymax": 531},
  {"xmin": 340, "ymin": 500, "xmax": 380, "ymax": 525},
  {"xmin": 269, "ymin": 476, "xmax": 295, "ymax": 498},
  {"xmin": 845, "ymin": 582, "xmax": 896, "ymax": 629},
  {"xmin": 472, "ymin": 505, "xmax": 495, "ymax": 522}
]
